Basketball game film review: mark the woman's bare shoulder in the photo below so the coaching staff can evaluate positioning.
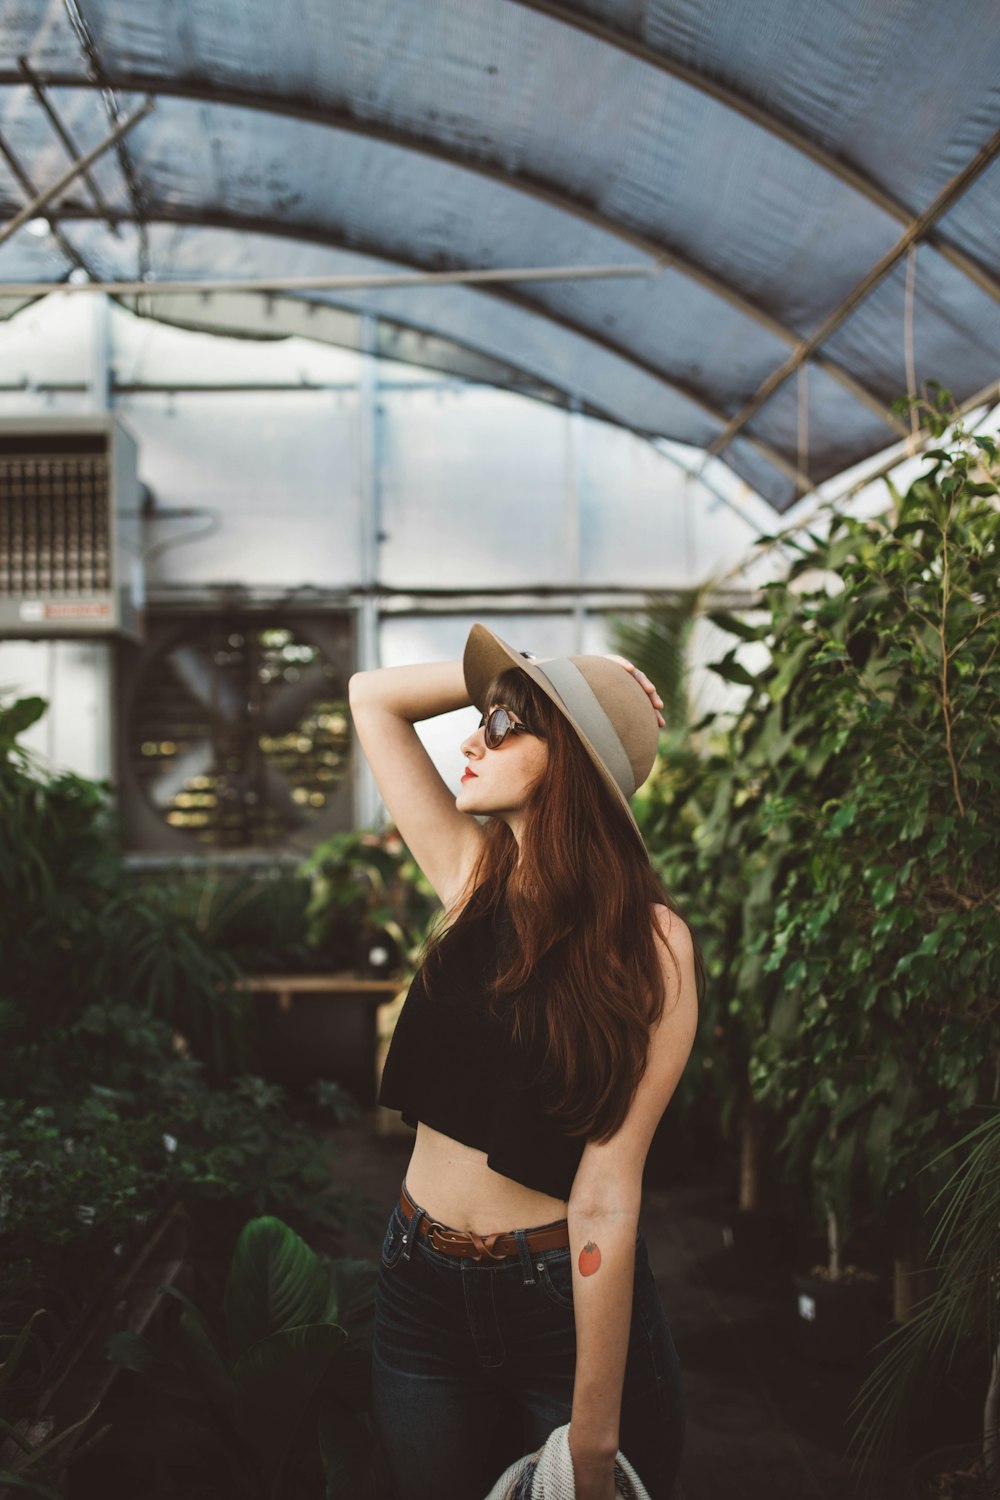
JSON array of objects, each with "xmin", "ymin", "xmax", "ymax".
[{"xmin": 651, "ymin": 902, "xmax": 694, "ymax": 955}]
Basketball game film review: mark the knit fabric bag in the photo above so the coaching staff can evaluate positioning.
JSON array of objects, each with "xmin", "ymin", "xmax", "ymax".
[{"xmin": 483, "ymin": 1422, "xmax": 653, "ymax": 1500}]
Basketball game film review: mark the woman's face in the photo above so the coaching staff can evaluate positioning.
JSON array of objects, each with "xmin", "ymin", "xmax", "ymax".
[{"xmin": 455, "ymin": 701, "xmax": 549, "ymax": 818}]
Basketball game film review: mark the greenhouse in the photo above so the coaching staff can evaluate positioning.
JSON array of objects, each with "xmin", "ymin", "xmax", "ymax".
[{"xmin": 0, "ymin": 4, "xmax": 998, "ymax": 1499}]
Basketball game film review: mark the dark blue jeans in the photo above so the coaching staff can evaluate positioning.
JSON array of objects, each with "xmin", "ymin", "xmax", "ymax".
[{"xmin": 371, "ymin": 1181, "xmax": 684, "ymax": 1500}]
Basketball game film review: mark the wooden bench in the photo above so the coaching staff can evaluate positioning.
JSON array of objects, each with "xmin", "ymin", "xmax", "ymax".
[{"xmin": 234, "ymin": 973, "xmax": 406, "ymax": 1111}]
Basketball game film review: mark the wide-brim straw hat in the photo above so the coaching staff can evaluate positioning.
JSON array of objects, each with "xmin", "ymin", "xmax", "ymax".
[{"xmin": 462, "ymin": 622, "xmax": 660, "ymax": 843}]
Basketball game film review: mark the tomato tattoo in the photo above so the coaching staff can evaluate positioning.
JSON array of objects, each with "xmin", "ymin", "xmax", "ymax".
[{"xmin": 578, "ymin": 1239, "xmax": 601, "ymax": 1276}]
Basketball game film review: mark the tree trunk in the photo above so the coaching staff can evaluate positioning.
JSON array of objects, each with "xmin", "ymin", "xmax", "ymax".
[
  {"xmin": 826, "ymin": 1208, "xmax": 840, "ymax": 1281},
  {"xmin": 890, "ymin": 1187, "xmax": 933, "ymax": 1323},
  {"xmin": 738, "ymin": 1091, "xmax": 760, "ymax": 1213},
  {"xmin": 984, "ymin": 1332, "xmax": 1000, "ymax": 1493}
]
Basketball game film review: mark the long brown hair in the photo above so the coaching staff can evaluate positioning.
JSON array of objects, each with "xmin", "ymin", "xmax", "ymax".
[{"xmin": 420, "ymin": 666, "xmax": 703, "ymax": 1144}]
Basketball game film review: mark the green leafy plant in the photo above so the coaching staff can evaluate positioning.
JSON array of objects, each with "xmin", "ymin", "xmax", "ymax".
[
  {"xmin": 0, "ymin": 1001, "xmax": 366, "ymax": 1300},
  {"xmin": 848, "ymin": 1109, "xmax": 1000, "ymax": 1492},
  {"xmin": 638, "ymin": 395, "xmax": 999, "ymax": 1305},
  {"xmin": 105, "ymin": 1215, "xmax": 389, "ymax": 1499},
  {"xmin": 588, "ymin": 395, "xmax": 1000, "ymax": 1476},
  {"xmin": 0, "ymin": 696, "xmax": 251, "ymax": 1081},
  {"xmin": 0, "ymin": 1308, "xmax": 111, "ymax": 1497},
  {"xmin": 139, "ymin": 864, "xmax": 321, "ymax": 977},
  {"xmin": 607, "ymin": 579, "xmax": 719, "ymax": 736},
  {"xmin": 299, "ymin": 826, "xmax": 438, "ymax": 973},
  {"xmin": 747, "ymin": 410, "xmax": 1000, "ymax": 1289},
  {"xmin": 0, "ymin": 1096, "xmax": 169, "ymax": 1253},
  {"xmin": 0, "ymin": 693, "xmax": 383, "ymax": 1388},
  {"xmin": 610, "ymin": 583, "xmax": 759, "ymax": 1173}
]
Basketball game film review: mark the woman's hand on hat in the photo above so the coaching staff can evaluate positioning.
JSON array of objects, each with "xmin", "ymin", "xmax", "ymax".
[{"xmin": 603, "ymin": 654, "xmax": 665, "ymax": 728}]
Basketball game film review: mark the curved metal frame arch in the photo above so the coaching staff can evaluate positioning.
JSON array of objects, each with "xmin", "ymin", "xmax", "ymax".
[
  {"xmin": 705, "ymin": 120, "xmax": 1000, "ymax": 459},
  {"xmin": 45, "ymin": 201, "xmax": 812, "ymax": 494},
  {"xmin": 508, "ymin": 0, "xmax": 1000, "ymax": 310},
  {"xmin": 0, "ymin": 68, "xmax": 906, "ymax": 435}
]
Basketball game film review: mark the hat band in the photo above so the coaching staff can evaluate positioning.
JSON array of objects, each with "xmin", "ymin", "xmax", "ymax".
[{"xmin": 538, "ymin": 658, "xmax": 636, "ymax": 798}]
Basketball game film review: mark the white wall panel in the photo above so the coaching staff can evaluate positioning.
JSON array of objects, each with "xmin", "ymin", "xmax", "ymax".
[
  {"xmin": 378, "ymin": 387, "xmax": 572, "ymax": 589},
  {"xmin": 118, "ymin": 391, "xmax": 362, "ymax": 587},
  {"xmin": 578, "ymin": 421, "xmax": 690, "ymax": 585}
]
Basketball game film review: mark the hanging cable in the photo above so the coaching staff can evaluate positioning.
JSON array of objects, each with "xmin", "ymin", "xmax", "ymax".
[
  {"xmin": 797, "ymin": 363, "xmax": 809, "ymax": 497},
  {"xmin": 904, "ymin": 243, "xmax": 919, "ymax": 453}
]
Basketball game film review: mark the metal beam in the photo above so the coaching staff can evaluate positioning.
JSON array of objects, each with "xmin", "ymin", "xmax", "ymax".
[
  {"xmin": 57, "ymin": 0, "xmax": 151, "ymax": 276},
  {"xmin": 0, "ymin": 190, "xmax": 900, "ymax": 459},
  {"xmin": 17, "ymin": 55, "xmax": 120, "ymax": 234},
  {"xmin": 6, "ymin": 58, "xmax": 995, "ymax": 315},
  {"xmin": 0, "ymin": 126, "xmax": 95, "ymax": 277},
  {"xmin": 22, "ymin": 201, "xmax": 812, "ymax": 493},
  {"xmin": 722, "ymin": 374, "xmax": 1000, "ymax": 584},
  {"xmin": 0, "ymin": 95, "xmax": 153, "ymax": 248},
  {"xmin": 354, "ymin": 310, "xmax": 383, "ymax": 824},
  {"xmin": 105, "ymin": 290, "xmax": 611, "ymax": 410},
  {"xmin": 705, "ymin": 122, "xmax": 1000, "ymax": 462},
  {"xmin": 0, "ymin": 68, "xmax": 907, "ymax": 435},
  {"xmin": 507, "ymin": 0, "xmax": 1000, "ymax": 311},
  {"xmin": 0, "ymin": 262, "xmax": 656, "ymax": 295},
  {"xmin": 142, "ymin": 581, "xmax": 761, "ymax": 612}
]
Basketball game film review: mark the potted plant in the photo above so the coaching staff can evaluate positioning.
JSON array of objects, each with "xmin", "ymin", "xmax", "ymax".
[
  {"xmin": 610, "ymin": 391, "xmax": 998, "ymax": 1458},
  {"xmin": 849, "ymin": 1111, "xmax": 1000, "ymax": 1500},
  {"xmin": 735, "ymin": 401, "xmax": 999, "ymax": 1345},
  {"xmin": 790, "ymin": 1133, "xmax": 883, "ymax": 1367}
]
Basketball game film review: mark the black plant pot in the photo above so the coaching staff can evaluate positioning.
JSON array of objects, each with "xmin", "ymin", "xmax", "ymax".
[{"xmin": 792, "ymin": 1271, "xmax": 882, "ymax": 1367}]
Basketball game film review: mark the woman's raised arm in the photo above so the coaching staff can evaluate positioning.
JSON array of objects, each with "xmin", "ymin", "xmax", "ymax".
[{"xmin": 348, "ymin": 660, "xmax": 485, "ymax": 912}]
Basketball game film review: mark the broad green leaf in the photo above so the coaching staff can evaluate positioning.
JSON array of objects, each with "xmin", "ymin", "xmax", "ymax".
[{"xmin": 225, "ymin": 1216, "xmax": 330, "ymax": 1360}]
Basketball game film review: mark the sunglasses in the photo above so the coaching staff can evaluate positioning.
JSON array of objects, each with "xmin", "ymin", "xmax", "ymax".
[{"xmin": 477, "ymin": 706, "xmax": 537, "ymax": 749}]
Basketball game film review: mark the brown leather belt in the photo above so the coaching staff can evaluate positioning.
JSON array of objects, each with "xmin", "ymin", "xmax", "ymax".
[{"xmin": 398, "ymin": 1180, "xmax": 570, "ymax": 1261}]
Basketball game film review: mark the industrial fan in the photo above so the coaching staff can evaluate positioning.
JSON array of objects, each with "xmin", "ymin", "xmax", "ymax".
[{"xmin": 122, "ymin": 615, "xmax": 353, "ymax": 852}]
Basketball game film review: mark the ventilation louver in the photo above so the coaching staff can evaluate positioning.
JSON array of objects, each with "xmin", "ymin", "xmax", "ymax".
[{"xmin": 0, "ymin": 416, "xmax": 143, "ymax": 640}]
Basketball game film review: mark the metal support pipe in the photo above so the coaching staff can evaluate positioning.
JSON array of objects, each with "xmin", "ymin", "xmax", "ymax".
[
  {"xmin": 89, "ymin": 292, "xmax": 110, "ymax": 411},
  {"xmin": 17, "ymin": 55, "xmax": 121, "ymax": 234},
  {"xmin": 704, "ymin": 122, "xmax": 1000, "ymax": 467},
  {"xmin": 354, "ymin": 312, "xmax": 385, "ymax": 829},
  {"xmin": 566, "ymin": 399, "xmax": 585, "ymax": 650},
  {"xmin": 0, "ymin": 261, "xmax": 654, "ymax": 296},
  {"xmin": 0, "ymin": 222, "xmax": 808, "ymax": 495},
  {"xmin": 0, "ymin": 126, "xmax": 96, "ymax": 277},
  {"xmin": 0, "ymin": 95, "xmax": 154, "ymax": 250}
]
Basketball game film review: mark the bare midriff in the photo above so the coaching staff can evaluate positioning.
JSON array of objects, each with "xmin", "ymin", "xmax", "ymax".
[{"xmin": 403, "ymin": 1121, "xmax": 568, "ymax": 1236}]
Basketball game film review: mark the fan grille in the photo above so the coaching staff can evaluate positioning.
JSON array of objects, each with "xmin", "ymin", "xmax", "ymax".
[{"xmin": 129, "ymin": 620, "xmax": 351, "ymax": 848}]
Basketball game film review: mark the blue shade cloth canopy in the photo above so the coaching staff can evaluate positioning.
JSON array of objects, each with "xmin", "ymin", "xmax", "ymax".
[{"xmin": 1, "ymin": 0, "xmax": 999, "ymax": 510}]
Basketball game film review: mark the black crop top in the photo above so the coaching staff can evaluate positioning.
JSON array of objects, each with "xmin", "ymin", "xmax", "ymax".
[{"xmin": 377, "ymin": 885, "xmax": 586, "ymax": 1200}]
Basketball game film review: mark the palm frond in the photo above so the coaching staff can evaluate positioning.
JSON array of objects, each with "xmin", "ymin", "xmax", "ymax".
[
  {"xmin": 607, "ymin": 579, "xmax": 718, "ymax": 735},
  {"xmin": 847, "ymin": 1110, "xmax": 1000, "ymax": 1488}
]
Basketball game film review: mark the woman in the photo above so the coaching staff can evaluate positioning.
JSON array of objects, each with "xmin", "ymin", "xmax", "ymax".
[{"xmin": 349, "ymin": 624, "xmax": 700, "ymax": 1500}]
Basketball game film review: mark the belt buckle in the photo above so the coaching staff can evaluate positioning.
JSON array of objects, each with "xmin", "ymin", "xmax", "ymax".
[{"xmin": 426, "ymin": 1220, "xmax": 485, "ymax": 1258}]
